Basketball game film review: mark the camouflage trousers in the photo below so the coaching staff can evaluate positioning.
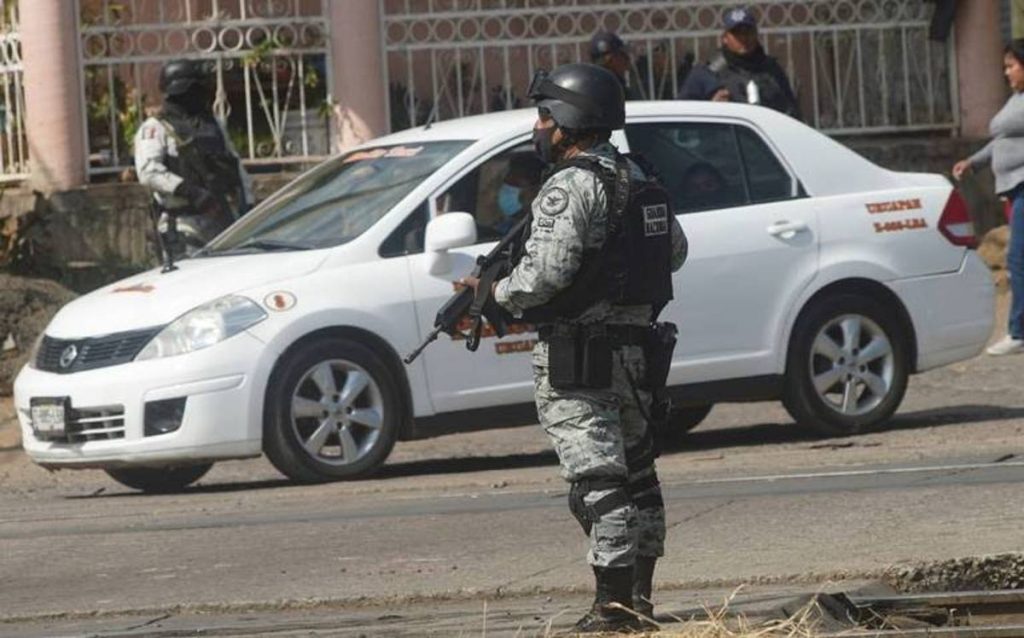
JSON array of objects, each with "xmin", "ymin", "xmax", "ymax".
[{"xmin": 533, "ymin": 340, "xmax": 666, "ymax": 568}]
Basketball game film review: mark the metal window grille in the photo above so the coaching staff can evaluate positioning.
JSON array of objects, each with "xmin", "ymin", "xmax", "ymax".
[
  {"xmin": 78, "ymin": 0, "xmax": 334, "ymax": 178},
  {"xmin": 380, "ymin": 0, "xmax": 959, "ymax": 136},
  {"xmin": 0, "ymin": 2, "xmax": 27, "ymax": 182}
]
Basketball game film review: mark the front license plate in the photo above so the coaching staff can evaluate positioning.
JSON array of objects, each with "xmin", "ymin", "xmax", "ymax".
[{"xmin": 30, "ymin": 398, "xmax": 68, "ymax": 437}]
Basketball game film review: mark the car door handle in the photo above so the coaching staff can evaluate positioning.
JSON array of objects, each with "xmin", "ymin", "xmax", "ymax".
[{"xmin": 766, "ymin": 220, "xmax": 809, "ymax": 238}]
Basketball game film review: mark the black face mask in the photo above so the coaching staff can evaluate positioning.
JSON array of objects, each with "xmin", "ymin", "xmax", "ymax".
[{"xmin": 532, "ymin": 126, "xmax": 557, "ymax": 165}]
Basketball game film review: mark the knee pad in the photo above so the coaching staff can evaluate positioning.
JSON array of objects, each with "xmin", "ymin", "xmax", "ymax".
[{"xmin": 568, "ymin": 477, "xmax": 630, "ymax": 536}]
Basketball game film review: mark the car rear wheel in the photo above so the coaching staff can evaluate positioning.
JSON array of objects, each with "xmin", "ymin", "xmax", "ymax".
[
  {"xmin": 783, "ymin": 294, "xmax": 909, "ymax": 436},
  {"xmin": 659, "ymin": 404, "xmax": 713, "ymax": 450},
  {"xmin": 263, "ymin": 337, "xmax": 400, "ymax": 483},
  {"xmin": 105, "ymin": 463, "xmax": 213, "ymax": 493}
]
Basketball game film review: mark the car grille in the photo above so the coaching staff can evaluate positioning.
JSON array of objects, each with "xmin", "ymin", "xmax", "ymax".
[
  {"xmin": 32, "ymin": 405, "xmax": 126, "ymax": 443},
  {"xmin": 36, "ymin": 327, "xmax": 161, "ymax": 374}
]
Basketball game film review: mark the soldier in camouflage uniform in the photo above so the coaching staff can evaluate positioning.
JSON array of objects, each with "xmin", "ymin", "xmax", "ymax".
[
  {"xmin": 135, "ymin": 60, "xmax": 253, "ymax": 259},
  {"xmin": 466, "ymin": 64, "xmax": 687, "ymax": 634}
]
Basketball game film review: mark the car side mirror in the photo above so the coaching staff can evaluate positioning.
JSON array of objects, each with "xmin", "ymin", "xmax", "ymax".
[{"xmin": 425, "ymin": 212, "xmax": 477, "ymax": 275}]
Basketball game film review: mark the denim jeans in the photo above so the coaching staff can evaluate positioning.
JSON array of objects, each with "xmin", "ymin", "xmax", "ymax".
[{"xmin": 1007, "ymin": 185, "xmax": 1024, "ymax": 339}]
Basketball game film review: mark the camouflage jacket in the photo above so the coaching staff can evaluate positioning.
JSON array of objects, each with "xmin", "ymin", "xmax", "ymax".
[{"xmin": 493, "ymin": 142, "xmax": 687, "ymax": 326}]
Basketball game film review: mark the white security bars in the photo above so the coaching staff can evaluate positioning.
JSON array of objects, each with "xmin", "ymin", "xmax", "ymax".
[
  {"xmin": 79, "ymin": 0, "xmax": 333, "ymax": 177},
  {"xmin": 0, "ymin": 2, "xmax": 26, "ymax": 182},
  {"xmin": 380, "ymin": 0, "xmax": 958, "ymax": 136}
]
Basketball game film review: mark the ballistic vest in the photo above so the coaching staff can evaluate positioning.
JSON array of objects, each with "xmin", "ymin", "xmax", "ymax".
[
  {"xmin": 159, "ymin": 106, "xmax": 246, "ymax": 217},
  {"xmin": 517, "ymin": 153, "xmax": 675, "ymax": 322}
]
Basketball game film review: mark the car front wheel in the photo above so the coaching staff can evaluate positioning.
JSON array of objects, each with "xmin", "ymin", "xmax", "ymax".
[
  {"xmin": 783, "ymin": 294, "xmax": 909, "ymax": 436},
  {"xmin": 105, "ymin": 463, "xmax": 213, "ymax": 493},
  {"xmin": 263, "ymin": 337, "xmax": 401, "ymax": 483}
]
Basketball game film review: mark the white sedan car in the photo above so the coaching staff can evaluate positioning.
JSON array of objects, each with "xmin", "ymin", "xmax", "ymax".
[{"xmin": 14, "ymin": 102, "xmax": 993, "ymax": 492}]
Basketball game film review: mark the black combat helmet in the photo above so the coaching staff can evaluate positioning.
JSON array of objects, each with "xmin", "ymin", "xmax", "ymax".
[
  {"xmin": 589, "ymin": 31, "xmax": 627, "ymax": 62},
  {"xmin": 159, "ymin": 59, "xmax": 210, "ymax": 97},
  {"xmin": 527, "ymin": 63, "xmax": 625, "ymax": 131}
]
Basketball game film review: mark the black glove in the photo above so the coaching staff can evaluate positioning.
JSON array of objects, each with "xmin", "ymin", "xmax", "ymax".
[{"xmin": 174, "ymin": 182, "xmax": 219, "ymax": 216}]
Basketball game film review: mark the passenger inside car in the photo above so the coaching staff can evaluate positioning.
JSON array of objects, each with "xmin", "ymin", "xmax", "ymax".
[
  {"xmin": 680, "ymin": 161, "xmax": 729, "ymax": 211},
  {"xmin": 494, "ymin": 152, "xmax": 544, "ymax": 236}
]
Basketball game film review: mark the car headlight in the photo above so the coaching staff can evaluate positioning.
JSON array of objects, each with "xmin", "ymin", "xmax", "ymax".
[{"xmin": 136, "ymin": 295, "xmax": 267, "ymax": 361}]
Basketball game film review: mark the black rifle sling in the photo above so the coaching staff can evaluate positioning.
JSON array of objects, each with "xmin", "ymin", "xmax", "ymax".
[{"xmin": 609, "ymin": 157, "xmax": 630, "ymax": 235}]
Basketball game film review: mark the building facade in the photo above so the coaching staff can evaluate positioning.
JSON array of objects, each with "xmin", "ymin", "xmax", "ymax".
[{"xmin": 5, "ymin": 0, "xmax": 1010, "ymax": 192}]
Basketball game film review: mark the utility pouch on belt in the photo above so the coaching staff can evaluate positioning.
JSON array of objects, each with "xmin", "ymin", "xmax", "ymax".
[
  {"xmin": 643, "ymin": 322, "xmax": 678, "ymax": 391},
  {"xmin": 546, "ymin": 324, "xmax": 613, "ymax": 390},
  {"xmin": 547, "ymin": 324, "xmax": 580, "ymax": 390},
  {"xmin": 580, "ymin": 326, "xmax": 612, "ymax": 389}
]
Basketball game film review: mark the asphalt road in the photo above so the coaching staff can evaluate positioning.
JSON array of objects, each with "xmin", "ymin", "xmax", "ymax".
[{"xmin": 3, "ymin": 304, "xmax": 1024, "ymax": 636}]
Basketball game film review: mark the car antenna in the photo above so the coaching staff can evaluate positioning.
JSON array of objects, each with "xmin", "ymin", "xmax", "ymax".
[{"xmin": 423, "ymin": 99, "xmax": 440, "ymax": 130}]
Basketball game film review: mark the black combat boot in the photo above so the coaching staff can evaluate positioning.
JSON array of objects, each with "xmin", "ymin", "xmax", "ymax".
[
  {"xmin": 572, "ymin": 565, "xmax": 642, "ymax": 634},
  {"xmin": 632, "ymin": 556, "xmax": 659, "ymax": 628}
]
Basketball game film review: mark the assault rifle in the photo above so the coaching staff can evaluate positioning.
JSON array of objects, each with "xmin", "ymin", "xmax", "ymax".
[
  {"xmin": 403, "ymin": 215, "xmax": 529, "ymax": 365},
  {"xmin": 149, "ymin": 199, "xmax": 180, "ymax": 273}
]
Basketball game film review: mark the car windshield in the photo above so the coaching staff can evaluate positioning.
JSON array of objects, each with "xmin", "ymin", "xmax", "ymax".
[{"xmin": 203, "ymin": 141, "xmax": 471, "ymax": 254}]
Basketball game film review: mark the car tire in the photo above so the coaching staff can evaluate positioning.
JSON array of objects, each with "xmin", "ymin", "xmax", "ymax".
[
  {"xmin": 659, "ymin": 404, "xmax": 713, "ymax": 450},
  {"xmin": 105, "ymin": 464, "xmax": 213, "ymax": 493},
  {"xmin": 263, "ymin": 337, "xmax": 401, "ymax": 483},
  {"xmin": 783, "ymin": 293, "xmax": 910, "ymax": 436}
]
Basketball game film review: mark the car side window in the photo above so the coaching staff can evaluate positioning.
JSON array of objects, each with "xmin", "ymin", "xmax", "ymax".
[
  {"xmin": 434, "ymin": 143, "xmax": 544, "ymax": 244},
  {"xmin": 625, "ymin": 122, "xmax": 747, "ymax": 214},
  {"xmin": 379, "ymin": 202, "xmax": 429, "ymax": 257},
  {"xmin": 624, "ymin": 122, "xmax": 797, "ymax": 214},
  {"xmin": 736, "ymin": 126, "xmax": 795, "ymax": 203}
]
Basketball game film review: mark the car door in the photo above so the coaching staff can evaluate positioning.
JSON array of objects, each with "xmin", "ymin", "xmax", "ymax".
[
  {"xmin": 402, "ymin": 140, "xmax": 543, "ymax": 413},
  {"xmin": 624, "ymin": 118, "xmax": 819, "ymax": 382}
]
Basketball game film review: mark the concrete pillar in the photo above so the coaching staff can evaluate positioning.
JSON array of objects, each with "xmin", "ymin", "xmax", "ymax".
[
  {"xmin": 956, "ymin": 0, "xmax": 1007, "ymax": 138},
  {"xmin": 20, "ymin": 0, "xmax": 87, "ymax": 191},
  {"xmin": 1014, "ymin": 0, "xmax": 1024, "ymax": 40},
  {"xmin": 329, "ymin": 1, "xmax": 388, "ymax": 152}
]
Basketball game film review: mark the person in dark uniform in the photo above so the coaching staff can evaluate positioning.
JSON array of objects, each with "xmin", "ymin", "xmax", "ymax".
[
  {"xmin": 679, "ymin": 7, "xmax": 800, "ymax": 118},
  {"xmin": 590, "ymin": 31, "xmax": 642, "ymax": 101},
  {"xmin": 134, "ymin": 60, "xmax": 253, "ymax": 258}
]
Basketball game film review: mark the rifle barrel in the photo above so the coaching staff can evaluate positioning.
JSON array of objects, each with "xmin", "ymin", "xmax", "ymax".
[{"xmin": 403, "ymin": 325, "xmax": 444, "ymax": 365}]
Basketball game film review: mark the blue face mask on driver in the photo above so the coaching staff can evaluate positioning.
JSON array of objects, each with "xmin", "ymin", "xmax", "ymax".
[{"xmin": 498, "ymin": 183, "xmax": 522, "ymax": 217}]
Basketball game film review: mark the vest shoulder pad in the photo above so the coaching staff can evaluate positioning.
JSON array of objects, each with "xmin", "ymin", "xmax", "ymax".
[
  {"xmin": 622, "ymin": 152, "xmax": 661, "ymax": 182},
  {"xmin": 550, "ymin": 155, "xmax": 615, "ymax": 180}
]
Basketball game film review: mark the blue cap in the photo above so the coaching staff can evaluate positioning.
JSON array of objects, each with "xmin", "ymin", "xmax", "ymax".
[{"xmin": 723, "ymin": 7, "xmax": 757, "ymax": 30}]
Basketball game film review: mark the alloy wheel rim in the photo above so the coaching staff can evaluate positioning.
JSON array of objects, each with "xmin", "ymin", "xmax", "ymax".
[
  {"xmin": 809, "ymin": 314, "xmax": 894, "ymax": 417},
  {"xmin": 290, "ymin": 360, "xmax": 384, "ymax": 467}
]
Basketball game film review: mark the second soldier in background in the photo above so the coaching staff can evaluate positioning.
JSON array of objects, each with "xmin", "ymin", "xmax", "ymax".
[{"xmin": 135, "ymin": 60, "xmax": 253, "ymax": 259}]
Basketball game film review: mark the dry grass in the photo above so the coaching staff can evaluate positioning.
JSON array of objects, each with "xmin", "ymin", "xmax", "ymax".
[{"xmin": 525, "ymin": 587, "xmax": 831, "ymax": 638}]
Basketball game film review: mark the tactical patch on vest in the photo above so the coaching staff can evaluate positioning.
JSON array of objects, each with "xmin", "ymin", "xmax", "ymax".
[
  {"xmin": 643, "ymin": 204, "xmax": 669, "ymax": 237},
  {"xmin": 537, "ymin": 216, "xmax": 556, "ymax": 230},
  {"xmin": 539, "ymin": 187, "xmax": 569, "ymax": 216}
]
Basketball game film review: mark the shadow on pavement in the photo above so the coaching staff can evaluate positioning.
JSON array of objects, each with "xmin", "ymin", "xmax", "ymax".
[
  {"xmin": 375, "ymin": 449, "xmax": 560, "ymax": 479},
  {"xmin": 667, "ymin": 404, "xmax": 1024, "ymax": 454},
  {"xmin": 72, "ymin": 404, "xmax": 1024, "ymax": 498}
]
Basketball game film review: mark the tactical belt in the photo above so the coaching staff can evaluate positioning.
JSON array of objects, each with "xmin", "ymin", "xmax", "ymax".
[{"xmin": 537, "ymin": 324, "xmax": 648, "ymax": 348}]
